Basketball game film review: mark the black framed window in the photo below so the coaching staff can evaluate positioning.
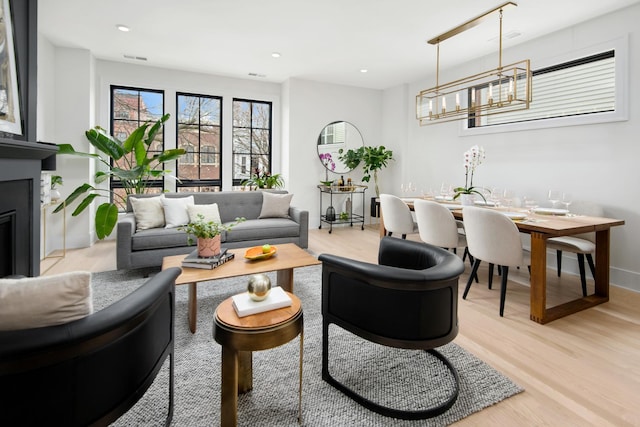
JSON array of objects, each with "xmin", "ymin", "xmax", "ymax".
[
  {"xmin": 110, "ymin": 86, "xmax": 165, "ymax": 208},
  {"xmin": 176, "ymin": 93, "xmax": 222, "ymax": 192},
  {"xmin": 232, "ymin": 99, "xmax": 272, "ymax": 186}
]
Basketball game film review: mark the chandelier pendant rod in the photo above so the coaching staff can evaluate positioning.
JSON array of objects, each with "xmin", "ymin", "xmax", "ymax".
[{"xmin": 427, "ymin": 1, "xmax": 517, "ymax": 45}]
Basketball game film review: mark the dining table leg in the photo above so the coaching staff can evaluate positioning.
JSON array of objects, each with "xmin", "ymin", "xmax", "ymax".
[
  {"xmin": 594, "ymin": 229, "xmax": 611, "ymax": 298},
  {"xmin": 529, "ymin": 232, "xmax": 548, "ymax": 323}
]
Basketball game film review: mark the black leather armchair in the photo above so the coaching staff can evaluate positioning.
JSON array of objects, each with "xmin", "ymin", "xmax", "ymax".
[
  {"xmin": 0, "ymin": 267, "xmax": 182, "ymax": 427},
  {"xmin": 319, "ymin": 237, "xmax": 465, "ymax": 420}
]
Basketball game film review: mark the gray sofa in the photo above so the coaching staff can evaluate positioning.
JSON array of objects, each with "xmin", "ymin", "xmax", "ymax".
[{"xmin": 116, "ymin": 191, "xmax": 308, "ymax": 270}]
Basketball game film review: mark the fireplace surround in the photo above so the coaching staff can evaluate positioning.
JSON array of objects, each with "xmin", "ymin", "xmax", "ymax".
[
  {"xmin": 0, "ymin": 143, "xmax": 55, "ymax": 277},
  {"xmin": 0, "ymin": 0, "xmax": 53, "ymax": 277}
]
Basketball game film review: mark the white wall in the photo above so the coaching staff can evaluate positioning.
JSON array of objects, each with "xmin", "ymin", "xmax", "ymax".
[
  {"xmin": 387, "ymin": 4, "xmax": 640, "ymax": 291},
  {"xmin": 38, "ymin": 44, "xmax": 96, "ymax": 250},
  {"xmin": 284, "ymin": 78, "xmax": 383, "ymax": 229}
]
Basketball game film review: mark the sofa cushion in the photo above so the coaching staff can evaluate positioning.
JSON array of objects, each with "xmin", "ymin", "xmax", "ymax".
[
  {"xmin": 225, "ymin": 218, "xmax": 299, "ymax": 243},
  {"xmin": 0, "ymin": 272, "xmax": 93, "ymax": 331},
  {"xmin": 258, "ymin": 192, "xmax": 293, "ymax": 219},
  {"xmin": 187, "ymin": 203, "xmax": 221, "ymax": 224},
  {"xmin": 131, "ymin": 227, "xmax": 191, "ymax": 251},
  {"xmin": 162, "ymin": 195, "xmax": 194, "ymax": 228},
  {"xmin": 130, "ymin": 195, "xmax": 165, "ymax": 230}
]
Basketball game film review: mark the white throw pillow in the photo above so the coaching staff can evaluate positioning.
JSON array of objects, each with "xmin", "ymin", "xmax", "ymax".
[
  {"xmin": 162, "ymin": 196, "xmax": 195, "ymax": 228},
  {"xmin": 259, "ymin": 192, "xmax": 293, "ymax": 219},
  {"xmin": 187, "ymin": 203, "xmax": 222, "ymax": 224},
  {"xmin": 130, "ymin": 195, "xmax": 165, "ymax": 230},
  {"xmin": 0, "ymin": 271, "xmax": 93, "ymax": 331}
]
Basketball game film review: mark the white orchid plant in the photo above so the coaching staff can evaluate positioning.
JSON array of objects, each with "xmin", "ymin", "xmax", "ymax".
[{"xmin": 454, "ymin": 145, "xmax": 486, "ymax": 202}]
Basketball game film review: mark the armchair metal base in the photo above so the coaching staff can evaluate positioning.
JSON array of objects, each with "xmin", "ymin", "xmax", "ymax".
[{"xmin": 322, "ymin": 340, "xmax": 460, "ymax": 420}]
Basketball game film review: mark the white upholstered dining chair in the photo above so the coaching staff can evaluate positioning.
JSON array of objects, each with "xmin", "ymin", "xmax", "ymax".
[
  {"xmin": 461, "ymin": 206, "xmax": 530, "ymax": 317},
  {"xmin": 414, "ymin": 199, "xmax": 473, "ymax": 267},
  {"xmin": 379, "ymin": 194, "xmax": 419, "ymax": 239},
  {"xmin": 546, "ymin": 201, "xmax": 603, "ymax": 296}
]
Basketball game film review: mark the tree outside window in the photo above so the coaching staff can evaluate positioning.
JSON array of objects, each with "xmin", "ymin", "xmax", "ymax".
[
  {"xmin": 232, "ymin": 99, "xmax": 272, "ymax": 186},
  {"xmin": 176, "ymin": 93, "xmax": 222, "ymax": 192},
  {"xmin": 110, "ymin": 86, "xmax": 165, "ymax": 208}
]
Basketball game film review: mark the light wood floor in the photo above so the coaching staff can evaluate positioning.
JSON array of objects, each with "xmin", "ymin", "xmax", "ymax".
[{"xmin": 42, "ymin": 226, "xmax": 640, "ymax": 426}]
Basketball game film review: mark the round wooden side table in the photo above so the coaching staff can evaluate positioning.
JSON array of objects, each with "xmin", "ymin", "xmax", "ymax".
[{"xmin": 213, "ymin": 292, "xmax": 303, "ymax": 427}]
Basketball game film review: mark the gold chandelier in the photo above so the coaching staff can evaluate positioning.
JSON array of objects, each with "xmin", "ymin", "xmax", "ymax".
[{"xmin": 416, "ymin": 2, "xmax": 532, "ymax": 126}]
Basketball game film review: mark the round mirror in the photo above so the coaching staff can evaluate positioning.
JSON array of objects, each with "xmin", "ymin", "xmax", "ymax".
[{"xmin": 317, "ymin": 121, "xmax": 364, "ymax": 174}]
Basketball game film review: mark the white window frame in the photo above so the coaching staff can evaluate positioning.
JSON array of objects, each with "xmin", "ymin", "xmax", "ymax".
[{"xmin": 460, "ymin": 35, "xmax": 628, "ymax": 136}]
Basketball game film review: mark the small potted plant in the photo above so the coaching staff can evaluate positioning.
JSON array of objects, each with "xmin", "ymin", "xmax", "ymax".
[
  {"xmin": 179, "ymin": 214, "xmax": 245, "ymax": 257},
  {"xmin": 50, "ymin": 175, "xmax": 63, "ymax": 202},
  {"xmin": 319, "ymin": 152, "xmax": 336, "ymax": 187},
  {"xmin": 241, "ymin": 167, "xmax": 285, "ymax": 190},
  {"xmin": 453, "ymin": 145, "xmax": 487, "ymax": 205},
  {"xmin": 338, "ymin": 145, "xmax": 394, "ymax": 197}
]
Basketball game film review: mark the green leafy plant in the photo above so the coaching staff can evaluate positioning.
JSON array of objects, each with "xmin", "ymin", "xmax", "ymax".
[
  {"xmin": 178, "ymin": 214, "xmax": 245, "ymax": 245},
  {"xmin": 54, "ymin": 113, "xmax": 186, "ymax": 239},
  {"xmin": 453, "ymin": 145, "xmax": 487, "ymax": 202},
  {"xmin": 241, "ymin": 167, "xmax": 284, "ymax": 190},
  {"xmin": 51, "ymin": 175, "xmax": 63, "ymax": 190},
  {"xmin": 338, "ymin": 145, "xmax": 394, "ymax": 196}
]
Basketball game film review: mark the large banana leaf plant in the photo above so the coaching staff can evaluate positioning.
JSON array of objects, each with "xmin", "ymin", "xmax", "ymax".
[{"xmin": 54, "ymin": 114, "xmax": 185, "ymax": 239}]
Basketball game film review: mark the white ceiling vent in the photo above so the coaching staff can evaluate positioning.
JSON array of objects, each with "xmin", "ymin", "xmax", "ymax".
[{"xmin": 123, "ymin": 54, "xmax": 148, "ymax": 61}]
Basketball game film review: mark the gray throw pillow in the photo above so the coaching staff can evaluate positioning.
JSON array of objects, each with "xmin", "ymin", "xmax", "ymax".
[{"xmin": 258, "ymin": 192, "xmax": 293, "ymax": 219}]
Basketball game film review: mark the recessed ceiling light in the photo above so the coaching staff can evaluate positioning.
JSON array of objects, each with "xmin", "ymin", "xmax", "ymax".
[
  {"xmin": 360, "ymin": 69, "xmax": 368, "ymax": 73},
  {"xmin": 116, "ymin": 24, "xmax": 130, "ymax": 32},
  {"xmin": 271, "ymin": 52, "xmax": 281, "ymax": 58}
]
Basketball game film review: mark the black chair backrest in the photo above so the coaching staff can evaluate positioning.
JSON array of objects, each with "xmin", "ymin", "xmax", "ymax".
[
  {"xmin": 0, "ymin": 267, "xmax": 181, "ymax": 426},
  {"xmin": 320, "ymin": 237, "xmax": 464, "ymax": 349}
]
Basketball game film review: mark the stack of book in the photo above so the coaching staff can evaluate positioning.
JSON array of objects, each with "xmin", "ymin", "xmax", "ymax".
[
  {"xmin": 231, "ymin": 286, "xmax": 293, "ymax": 317},
  {"xmin": 181, "ymin": 248, "xmax": 234, "ymax": 269}
]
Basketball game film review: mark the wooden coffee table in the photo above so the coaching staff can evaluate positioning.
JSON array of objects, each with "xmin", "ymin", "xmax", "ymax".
[{"xmin": 161, "ymin": 243, "xmax": 320, "ymax": 333}]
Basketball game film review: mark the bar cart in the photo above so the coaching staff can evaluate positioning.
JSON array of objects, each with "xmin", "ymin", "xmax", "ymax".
[{"xmin": 318, "ymin": 184, "xmax": 367, "ymax": 233}]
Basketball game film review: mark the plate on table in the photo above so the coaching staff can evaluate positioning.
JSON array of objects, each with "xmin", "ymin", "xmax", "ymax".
[
  {"xmin": 533, "ymin": 207, "xmax": 569, "ymax": 216},
  {"xmin": 443, "ymin": 204, "xmax": 462, "ymax": 210},
  {"xmin": 474, "ymin": 200, "xmax": 496, "ymax": 207},
  {"xmin": 245, "ymin": 245, "xmax": 278, "ymax": 260},
  {"xmin": 435, "ymin": 195, "xmax": 454, "ymax": 201},
  {"xmin": 502, "ymin": 211, "xmax": 528, "ymax": 220}
]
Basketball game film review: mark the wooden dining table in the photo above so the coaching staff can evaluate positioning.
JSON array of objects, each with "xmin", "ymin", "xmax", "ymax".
[{"xmin": 379, "ymin": 199, "xmax": 625, "ymax": 324}]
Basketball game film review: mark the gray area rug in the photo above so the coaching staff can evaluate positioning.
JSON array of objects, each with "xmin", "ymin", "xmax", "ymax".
[{"xmin": 91, "ymin": 265, "xmax": 523, "ymax": 426}]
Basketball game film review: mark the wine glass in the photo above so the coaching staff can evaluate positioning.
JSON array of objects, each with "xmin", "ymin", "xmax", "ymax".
[
  {"xmin": 503, "ymin": 189, "xmax": 515, "ymax": 209},
  {"xmin": 421, "ymin": 187, "xmax": 434, "ymax": 199},
  {"xmin": 561, "ymin": 192, "xmax": 573, "ymax": 212},
  {"xmin": 401, "ymin": 182, "xmax": 415, "ymax": 197},
  {"xmin": 523, "ymin": 196, "xmax": 539, "ymax": 213},
  {"xmin": 440, "ymin": 182, "xmax": 453, "ymax": 200},
  {"xmin": 548, "ymin": 190, "xmax": 562, "ymax": 208},
  {"xmin": 489, "ymin": 187, "xmax": 503, "ymax": 208}
]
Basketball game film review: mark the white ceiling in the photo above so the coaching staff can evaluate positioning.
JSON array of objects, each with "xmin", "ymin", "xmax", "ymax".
[{"xmin": 39, "ymin": 0, "xmax": 640, "ymax": 90}]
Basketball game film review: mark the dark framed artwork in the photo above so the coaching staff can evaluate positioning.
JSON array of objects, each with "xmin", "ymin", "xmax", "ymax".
[{"xmin": 0, "ymin": 0, "xmax": 21, "ymax": 135}]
